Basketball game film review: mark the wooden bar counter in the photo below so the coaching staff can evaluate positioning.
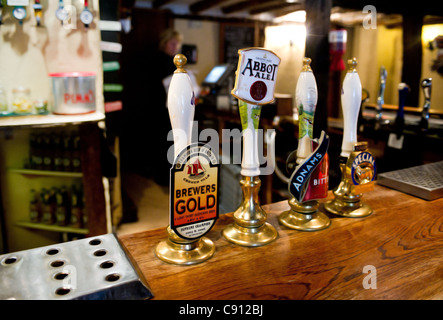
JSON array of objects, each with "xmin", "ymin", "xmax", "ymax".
[{"xmin": 118, "ymin": 184, "xmax": 443, "ymax": 300}]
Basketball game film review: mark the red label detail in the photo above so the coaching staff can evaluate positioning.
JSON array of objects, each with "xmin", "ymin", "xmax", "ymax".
[
  {"xmin": 250, "ymin": 81, "xmax": 267, "ymax": 101},
  {"xmin": 64, "ymin": 90, "xmax": 95, "ymax": 104}
]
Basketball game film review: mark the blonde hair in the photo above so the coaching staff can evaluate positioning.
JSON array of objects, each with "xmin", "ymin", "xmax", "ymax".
[{"xmin": 159, "ymin": 29, "xmax": 183, "ymax": 51}]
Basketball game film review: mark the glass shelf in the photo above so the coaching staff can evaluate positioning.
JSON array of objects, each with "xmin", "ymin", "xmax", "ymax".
[
  {"xmin": 8, "ymin": 168, "xmax": 82, "ymax": 178},
  {"xmin": 16, "ymin": 221, "xmax": 89, "ymax": 234},
  {"xmin": 0, "ymin": 111, "xmax": 105, "ymax": 128}
]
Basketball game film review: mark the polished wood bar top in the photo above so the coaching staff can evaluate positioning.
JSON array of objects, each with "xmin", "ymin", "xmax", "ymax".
[{"xmin": 118, "ymin": 184, "xmax": 443, "ymax": 300}]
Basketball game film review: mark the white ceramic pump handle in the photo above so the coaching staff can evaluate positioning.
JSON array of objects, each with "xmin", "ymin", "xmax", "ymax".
[
  {"xmin": 167, "ymin": 54, "xmax": 195, "ymax": 159},
  {"xmin": 295, "ymin": 57, "xmax": 318, "ymax": 164},
  {"xmin": 340, "ymin": 58, "xmax": 362, "ymax": 158}
]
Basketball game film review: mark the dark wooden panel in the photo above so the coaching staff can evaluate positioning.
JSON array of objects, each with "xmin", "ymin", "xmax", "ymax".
[
  {"xmin": 79, "ymin": 123, "xmax": 107, "ymax": 236},
  {"xmin": 402, "ymin": 14, "xmax": 424, "ymax": 108},
  {"xmin": 305, "ymin": 0, "xmax": 332, "ymax": 138}
]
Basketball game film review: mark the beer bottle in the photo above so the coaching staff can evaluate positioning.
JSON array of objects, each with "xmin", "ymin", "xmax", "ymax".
[
  {"xmin": 70, "ymin": 184, "xmax": 82, "ymax": 228},
  {"xmin": 71, "ymin": 133, "xmax": 81, "ymax": 172},
  {"xmin": 53, "ymin": 132, "xmax": 63, "ymax": 171},
  {"xmin": 62, "ymin": 132, "xmax": 72, "ymax": 172},
  {"xmin": 55, "ymin": 187, "xmax": 68, "ymax": 226},
  {"xmin": 41, "ymin": 188, "xmax": 55, "ymax": 224},
  {"xmin": 42, "ymin": 132, "xmax": 53, "ymax": 171},
  {"xmin": 33, "ymin": 133, "xmax": 44, "ymax": 170},
  {"xmin": 29, "ymin": 189, "xmax": 41, "ymax": 223}
]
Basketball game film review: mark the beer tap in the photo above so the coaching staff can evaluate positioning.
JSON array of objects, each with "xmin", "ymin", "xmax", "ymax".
[
  {"xmin": 387, "ymin": 83, "xmax": 409, "ymax": 150},
  {"xmin": 324, "ymin": 58, "xmax": 376, "ymax": 218},
  {"xmin": 156, "ymin": 54, "xmax": 216, "ymax": 265},
  {"xmin": 419, "ymin": 78, "xmax": 432, "ymax": 132},
  {"xmin": 222, "ymin": 48, "xmax": 280, "ymax": 247},
  {"xmin": 375, "ymin": 66, "xmax": 387, "ymax": 129},
  {"xmin": 279, "ymin": 58, "xmax": 330, "ymax": 231},
  {"xmin": 395, "ymin": 83, "xmax": 409, "ymax": 137},
  {"xmin": 33, "ymin": 0, "xmax": 43, "ymax": 26}
]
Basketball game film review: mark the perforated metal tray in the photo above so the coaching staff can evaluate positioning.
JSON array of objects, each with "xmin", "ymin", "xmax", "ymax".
[
  {"xmin": 377, "ymin": 161, "xmax": 443, "ymax": 200},
  {"xmin": 0, "ymin": 233, "xmax": 153, "ymax": 300}
]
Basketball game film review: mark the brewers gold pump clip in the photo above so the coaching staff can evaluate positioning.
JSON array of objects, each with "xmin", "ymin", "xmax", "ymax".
[
  {"xmin": 324, "ymin": 58, "xmax": 376, "ymax": 218},
  {"xmin": 279, "ymin": 58, "xmax": 331, "ymax": 231},
  {"xmin": 156, "ymin": 54, "xmax": 219, "ymax": 265},
  {"xmin": 222, "ymin": 47, "xmax": 280, "ymax": 247}
]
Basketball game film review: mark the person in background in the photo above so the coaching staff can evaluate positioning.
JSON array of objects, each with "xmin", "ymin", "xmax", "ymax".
[
  {"xmin": 149, "ymin": 29, "xmax": 183, "ymax": 186},
  {"xmin": 119, "ymin": 29, "xmax": 183, "ymax": 223}
]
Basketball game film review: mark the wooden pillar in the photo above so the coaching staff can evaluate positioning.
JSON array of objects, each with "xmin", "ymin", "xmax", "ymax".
[
  {"xmin": 402, "ymin": 14, "xmax": 424, "ymax": 108},
  {"xmin": 79, "ymin": 123, "xmax": 108, "ymax": 236},
  {"xmin": 305, "ymin": 0, "xmax": 332, "ymax": 138}
]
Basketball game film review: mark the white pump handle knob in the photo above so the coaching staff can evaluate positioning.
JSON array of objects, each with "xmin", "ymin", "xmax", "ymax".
[
  {"xmin": 295, "ymin": 57, "xmax": 318, "ymax": 164},
  {"xmin": 167, "ymin": 54, "xmax": 195, "ymax": 159},
  {"xmin": 340, "ymin": 58, "xmax": 362, "ymax": 158}
]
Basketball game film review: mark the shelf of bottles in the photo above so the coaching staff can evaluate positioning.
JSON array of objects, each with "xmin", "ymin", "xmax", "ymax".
[
  {"xmin": 17, "ymin": 184, "xmax": 88, "ymax": 234},
  {"xmin": 11, "ymin": 129, "xmax": 88, "ymax": 234}
]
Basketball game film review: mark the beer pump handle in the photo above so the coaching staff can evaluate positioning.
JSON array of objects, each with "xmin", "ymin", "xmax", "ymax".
[
  {"xmin": 422, "ymin": 78, "xmax": 432, "ymax": 101},
  {"xmin": 419, "ymin": 78, "xmax": 432, "ymax": 131},
  {"xmin": 240, "ymin": 102, "xmax": 261, "ymax": 177},
  {"xmin": 296, "ymin": 57, "xmax": 318, "ymax": 164},
  {"xmin": 167, "ymin": 54, "xmax": 195, "ymax": 159},
  {"xmin": 340, "ymin": 58, "xmax": 362, "ymax": 158},
  {"xmin": 376, "ymin": 66, "xmax": 387, "ymax": 121},
  {"xmin": 395, "ymin": 83, "xmax": 409, "ymax": 138}
]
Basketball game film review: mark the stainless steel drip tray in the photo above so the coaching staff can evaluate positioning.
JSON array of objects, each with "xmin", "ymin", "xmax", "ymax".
[
  {"xmin": 377, "ymin": 161, "xmax": 443, "ymax": 200},
  {"xmin": 0, "ymin": 233, "xmax": 153, "ymax": 300}
]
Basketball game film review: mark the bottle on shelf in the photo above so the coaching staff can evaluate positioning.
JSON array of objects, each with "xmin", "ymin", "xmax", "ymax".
[
  {"xmin": 52, "ymin": 132, "xmax": 64, "ymax": 171},
  {"xmin": 27, "ymin": 130, "xmax": 82, "ymax": 173},
  {"xmin": 41, "ymin": 188, "xmax": 56, "ymax": 224},
  {"xmin": 12, "ymin": 87, "xmax": 32, "ymax": 114},
  {"xmin": 70, "ymin": 184, "xmax": 83, "ymax": 228},
  {"xmin": 71, "ymin": 133, "xmax": 81, "ymax": 172},
  {"xmin": 29, "ymin": 189, "xmax": 41, "ymax": 223},
  {"xmin": 42, "ymin": 132, "xmax": 54, "ymax": 171},
  {"xmin": 55, "ymin": 186, "xmax": 69, "ymax": 226},
  {"xmin": 62, "ymin": 132, "xmax": 72, "ymax": 172},
  {"xmin": 29, "ymin": 133, "xmax": 43, "ymax": 170}
]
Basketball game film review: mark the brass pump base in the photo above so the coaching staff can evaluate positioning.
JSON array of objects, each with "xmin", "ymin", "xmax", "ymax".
[
  {"xmin": 324, "ymin": 197, "xmax": 372, "ymax": 218},
  {"xmin": 279, "ymin": 198, "xmax": 330, "ymax": 231},
  {"xmin": 155, "ymin": 226, "xmax": 215, "ymax": 265},
  {"xmin": 222, "ymin": 176, "xmax": 278, "ymax": 247},
  {"xmin": 223, "ymin": 222, "xmax": 277, "ymax": 247},
  {"xmin": 324, "ymin": 177, "xmax": 373, "ymax": 218}
]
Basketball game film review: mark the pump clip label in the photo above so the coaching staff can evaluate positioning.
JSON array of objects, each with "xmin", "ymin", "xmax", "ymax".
[
  {"xmin": 288, "ymin": 131, "xmax": 330, "ymax": 202},
  {"xmin": 231, "ymin": 47, "xmax": 280, "ymax": 105},
  {"xmin": 170, "ymin": 143, "xmax": 219, "ymax": 240}
]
